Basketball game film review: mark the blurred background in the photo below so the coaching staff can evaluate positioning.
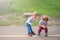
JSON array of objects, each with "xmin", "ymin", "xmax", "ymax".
[{"xmin": 0, "ymin": 0, "xmax": 60, "ymax": 26}]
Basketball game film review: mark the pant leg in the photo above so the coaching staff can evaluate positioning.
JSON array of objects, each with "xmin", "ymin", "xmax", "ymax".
[
  {"xmin": 28, "ymin": 25, "xmax": 33, "ymax": 33},
  {"xmin": 27, "ymin": 26, "xmax": 32, "ymax": 34},
  {"xmin": 38, "ymin": 26, "xmax": 42, "ymax": 33},
  {"xmin": 44, "ymin": 27, "xmax": 48, "ymax": 34},
  {"xmin": 26, "ymin": 23, "xmax": 33, "ymax": 34}
]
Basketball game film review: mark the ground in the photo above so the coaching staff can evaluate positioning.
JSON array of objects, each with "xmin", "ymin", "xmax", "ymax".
[
  {"xmin": 0, "ymin": 0, "xmax": 60, "ymax": 40},
  {"xmin": 0, "ymin": 25, "xmax": 60, "ymax": 40}
]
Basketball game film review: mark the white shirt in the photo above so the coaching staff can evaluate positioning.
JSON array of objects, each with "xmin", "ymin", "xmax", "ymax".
[
  {"xmin": 26, "ymin": 17, "xmax": 34, "ymax": 25},
  {"xmin": 39, "ymin": 20, "xmax": 48, "ymax": 27}
]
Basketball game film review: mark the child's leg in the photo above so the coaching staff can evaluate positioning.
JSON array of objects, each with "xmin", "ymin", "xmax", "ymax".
[
  {"xmin": 28, "ymin": 25, "xmax": 33, "ymax": 33},
  {"xmin": 44, "ymin": 27, "xmax": 48, "ymax": 37},
  {"xmin": 45, "ymin": 27, "xmax": 48, "ymax": 34},
  {"xmin": 38, "ymin": 26, "xmax": 42, "ymax": 35},
  {"xmin": 28, "ymin": 25, "xmax": 36, "ymax": 35},
  {"xmin": 26, "ymin": 23, "xmax": 33, "ymax": 34}
]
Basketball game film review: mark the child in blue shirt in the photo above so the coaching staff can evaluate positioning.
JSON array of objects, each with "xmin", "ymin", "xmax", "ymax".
[{"xmin": 26, "ymin": 12, "xmax": 38, "ymax": 36}]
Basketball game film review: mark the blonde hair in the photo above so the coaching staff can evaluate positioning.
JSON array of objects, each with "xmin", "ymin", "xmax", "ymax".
[{"xmin": 32, "ymin": 11, "xmax": 38, "ymax": 16}]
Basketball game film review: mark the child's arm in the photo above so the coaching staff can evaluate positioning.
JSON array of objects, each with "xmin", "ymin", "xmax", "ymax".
[
  {"xmin": 34, "ymin": 16, "xmax": 38, "ymax": 21},
  {"xmin": 28, "ymin": 22, "xmax": 32, "ymax": 25},
  {"xmin": 39, "ymin": 24, "xmax": 47, "ymax": 28},
  {"xmin": 34, "ymin": 19, "xmax": 37, "ymax": 21}
]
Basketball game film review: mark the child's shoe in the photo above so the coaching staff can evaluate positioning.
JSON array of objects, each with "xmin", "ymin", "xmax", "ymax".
[
  {"xmin": 31, "ymin": 32, "xmax": 36, "ymax": 35},
  {"xmin": 45, "ymin": 34, "xmax": 48, "ymax": 37},
  {"xmin": 28, "ymin": 33, "xmax": 32, "ymax": 37},
  {"xmin": 37, "ymin": 33, "xmax": 40, "ymax": 36}
]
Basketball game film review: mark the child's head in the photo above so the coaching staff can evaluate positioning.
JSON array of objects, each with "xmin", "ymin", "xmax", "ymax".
[
  {"xmin": 32, "ymin": 11, "xmax": 38, "ymax": 19},
  {"xmin": 42, "ymin": 15, "xmax": 48, "ymax": 21}
]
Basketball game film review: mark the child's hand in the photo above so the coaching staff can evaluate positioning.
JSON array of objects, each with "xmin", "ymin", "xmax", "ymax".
[
  {"xmin": 34, "ymin": 19, "xmax": 37, "ymax": 21},
  {"xmin": 30, "ymin": 23, "xmax": 32, "ymax": 26},
  {"xmin": 40, "ymin": 25, "xmax": 47, "ymax": 28},
  {"xmin": 34, "ymin": 16, "xmax": 38, "ymax": 21},
  {"xmin": 43, "ymin": 26, "xmax": 47, "ymax": 28},
  {"xmin": 28, "ymin": 22, "xmax": 32, "ymax": 25}
]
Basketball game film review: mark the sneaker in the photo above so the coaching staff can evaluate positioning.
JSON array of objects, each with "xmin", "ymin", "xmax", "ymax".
[
  {"xmin": 45, "ymin": 34, "xmax": 48, "ymax": 37},
  {"xmin": 28, "ymin": 33, "xmax": 32, "ymax": 37},
  {"xmin": 31, "ymin": 32, "xmax": 36, "ymax": 35},
  {"xmin": 37, "ymin": 33, "xmax": 40, "ymax": 36}
]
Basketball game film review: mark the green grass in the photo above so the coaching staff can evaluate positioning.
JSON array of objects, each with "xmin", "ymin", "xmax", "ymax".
[
  {"xmin": 9, "ymin": 0, "xmax": 60, "ymax": 18},
  {"xmin": 0, "ymin": 0, "xmax": 60, "ymax": 26},
  {"xmin": 0, "ymin": 13, "xmax": 39, "ymax": 26},
  {"xmin": 0, "ymin": 21, "xmax": 11, "ymax": 26},
  {"xmin": 0, "ymin": 13, "xmax": 22, "ymax": 26}
]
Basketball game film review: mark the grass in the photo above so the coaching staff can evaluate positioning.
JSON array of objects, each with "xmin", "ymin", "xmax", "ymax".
[
  {"xmin": 0, "ymin": 21, "xmax": 11, "ymax": 26},
  {"xmin": 0, "ymin": 13, "xmax": 39, "ymax": 26},
  {"xmin": 0, "ymin": 0, "xmax": 60, "ymax": 26},
  {"xmin": 9, "ymin": 0, "xmax": 60, "ymax": 18},
  {"xmin": 0, "ymin": 13, "xmax": 22, "ymax": 26}
]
